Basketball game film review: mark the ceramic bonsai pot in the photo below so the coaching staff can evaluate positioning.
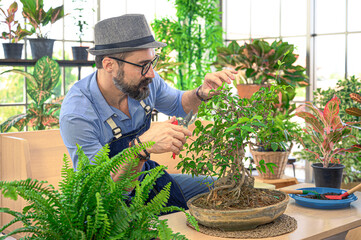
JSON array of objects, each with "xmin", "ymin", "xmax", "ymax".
[{"xmin": 187, "ymin": 191, "xmax": 289, "ymax": 231}]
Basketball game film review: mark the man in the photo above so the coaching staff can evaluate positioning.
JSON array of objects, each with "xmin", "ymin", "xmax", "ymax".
[{"xmin": 60, "ymin": 14, "xmax": 236, "ymax": 209}]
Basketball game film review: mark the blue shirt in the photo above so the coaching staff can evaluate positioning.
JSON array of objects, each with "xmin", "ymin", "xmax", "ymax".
[{"xmin": 60, "ymin": 70, "xmax": 186, "ymax": 168}]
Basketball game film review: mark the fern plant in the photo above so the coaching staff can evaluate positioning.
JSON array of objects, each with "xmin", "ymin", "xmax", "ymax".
[{"xmin": 0, "ymin": 144, "xmax": 198, "ymax": 239}]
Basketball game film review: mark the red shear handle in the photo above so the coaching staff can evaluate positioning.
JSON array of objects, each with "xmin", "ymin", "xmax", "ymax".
[{"xmin": 171, "ymin": 119, "xmax": 178, "ymax": 159}]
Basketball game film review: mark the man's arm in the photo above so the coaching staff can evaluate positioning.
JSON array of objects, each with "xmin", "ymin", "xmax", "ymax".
[{"xmin": 181, "ymin": 69, "xmax": 237, "ymax": 114}]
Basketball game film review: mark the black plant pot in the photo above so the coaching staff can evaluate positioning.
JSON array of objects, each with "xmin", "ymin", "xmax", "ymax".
[
  {"xmin": 72, "ymin": 46, "xmax": 89, "ymax": 61},
  {"xmin": 3, "ymin": 43, "xmax": 23, "ymax": 59},
  {"xmin": 29, "ymin": 38, "xmax": 55, "ymax": 59},
  {"xmin": 312, "ymin": 163, "xmax": 345, "ymax": 189}
]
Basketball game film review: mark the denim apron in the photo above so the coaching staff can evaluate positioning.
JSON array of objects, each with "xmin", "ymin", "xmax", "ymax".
[{"xmin": 106, "ymin": 100, "xmax": 188, "ymax": 210}]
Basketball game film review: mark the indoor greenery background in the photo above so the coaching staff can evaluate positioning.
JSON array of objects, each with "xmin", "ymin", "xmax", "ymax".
[{"xmin": 151, "ymin": 0, "xmax": 223, "ymax": 90}]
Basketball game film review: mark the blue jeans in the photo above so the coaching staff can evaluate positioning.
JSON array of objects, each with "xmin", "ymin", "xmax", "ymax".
[{"xmin": 170, "ymin": 174, "xmax": 214, "ymax": 201}]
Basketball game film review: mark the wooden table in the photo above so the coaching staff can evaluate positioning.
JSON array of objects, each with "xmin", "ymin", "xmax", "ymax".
[{"xmin": 160, "ymin": 183, "xmax": 361, "ymax": 240}]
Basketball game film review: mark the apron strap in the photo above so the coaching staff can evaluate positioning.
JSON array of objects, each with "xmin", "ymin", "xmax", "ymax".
[
  {"xmin": 106, "ymin": 100, "xmax": 152, "ymax": 139},
  {"xmin": 106, "ymin": 117, "xmax": 122, "ymax": 139}
]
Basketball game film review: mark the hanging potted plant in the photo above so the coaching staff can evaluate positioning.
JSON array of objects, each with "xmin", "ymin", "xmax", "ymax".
[
  {"xmin": 177, "ymin": 84, "xmax": 291, "ymax": 232},
  {"xmin": 20, "ymin": 0, "xmax": 65, "ymax": 59},
  {"xmin": 0, "ymin": 1, "xmax": 32, "ymax": 59},
  {"xmin": 71, "ymin": 0, "xmax": 91, "ymax": 61},
  {"xmin": 213, "ymin": 39, "xmax": 308, "ymax": 111},
  {"xmin": 296, "ymin": 95, "xmax": 361, "ymax": 188}
]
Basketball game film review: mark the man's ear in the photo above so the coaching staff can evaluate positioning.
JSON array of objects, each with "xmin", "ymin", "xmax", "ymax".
[{"xmin": 102, "ymin": 57, "xmax": 114, "ymax": 73}]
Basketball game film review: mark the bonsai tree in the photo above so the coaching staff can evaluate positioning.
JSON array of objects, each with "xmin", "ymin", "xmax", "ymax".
[
  {"xmin": 0, "ymin": 1, "xmax": 32, "ymax": 43},
  {"xmin": 295, "ymin": 95, "xmax": 361, "ymax": 168},
  {"xmin": 177, "ymin": 84, "xmax": 286, "ymax": 208},
  {"xmin": 0, "ymin": 56, "xmax": 63, "ymax": 132},
  {"xmin": 0, "ymin": 143, "xmax": 198, "ymax": 239},
  {"xmin": 20, "ymin": 0, "xmax": 65, "ymax": 39}
]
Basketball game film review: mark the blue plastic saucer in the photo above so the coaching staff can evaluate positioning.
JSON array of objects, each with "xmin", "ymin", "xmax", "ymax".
[{"xmin": 289, "ymin": 187, "xmax": 358, "ymax": 209}]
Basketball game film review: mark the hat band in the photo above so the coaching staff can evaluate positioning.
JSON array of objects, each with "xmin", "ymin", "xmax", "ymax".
[{"xmin": 94, "ymin": 36, "xmax": 155, "ymax": 50}]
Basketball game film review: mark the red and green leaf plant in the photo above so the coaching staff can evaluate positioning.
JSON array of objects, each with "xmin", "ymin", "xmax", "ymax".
[
  {"xmin": 0, "ymin": 1, "xmax": 32, "ymax": 43},
  {"xmin": 20, "ymin": 0, "xmax": 66, "ymax": 39},
  {"xmin": 0, "ymin": 56, "xmax": 63, "ymax": 132},
  {"xmin": 178, "ymin": 84, "xmax": 288, "ymax": 209},
  {"xmin": 296, "ymin": 95, "xmax": 361, "ymax": 168}
]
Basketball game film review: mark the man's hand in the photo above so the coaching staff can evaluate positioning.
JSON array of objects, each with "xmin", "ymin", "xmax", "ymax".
[
  {"xmin": 138, "ymin": 116, "xmax": 192, "ymax": 155},
  {"xmin": 198, "ymin": 69, "xmax": 238, "ymax": 100}
]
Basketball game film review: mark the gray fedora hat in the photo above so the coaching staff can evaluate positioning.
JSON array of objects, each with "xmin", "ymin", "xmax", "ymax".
[{"xmin": 88, "ymin": 14, "xmax": 166, "ymax": 55}]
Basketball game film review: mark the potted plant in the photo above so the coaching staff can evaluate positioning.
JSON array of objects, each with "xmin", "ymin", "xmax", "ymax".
[
  {"xmin": 213, "ymin": 39, "xmax": 308, "ymax": 111},
  {"xmin": 295, "ymin": 95, "xmax": 361, "ymax": 188},
  {"xmin": 0, "ymin": 56, "xmax": 62, "ymax": 132},
  {"xmin": 0, "ymin": 143, "xmax": 198, "ymax": 239},
  {"xmin": 20, "ymin": 0, "xmax": 65, "ymax": 59},
  {"xmin": 250, "ymin": 105, "xmax": 302, "ymax": 179},
  {"xmin": 177, "ymin": 84, "xmax": 289, "ymax": 231},
  {"xmin": 0, "ymin": 1, "xmax": 32, "ymax": 59},
  {"xmin": 294, "ymin": 76, "xmax": 361, "ymax": 187},
  {"xmin": 71, "ymin": 0, "xmax": 91, "ymax": 61}
]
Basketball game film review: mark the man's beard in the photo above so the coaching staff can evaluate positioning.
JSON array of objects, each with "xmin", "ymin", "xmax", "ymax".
[{"xmin": 113, "ymin": 70, "xmax": 152, "ymax": 101}]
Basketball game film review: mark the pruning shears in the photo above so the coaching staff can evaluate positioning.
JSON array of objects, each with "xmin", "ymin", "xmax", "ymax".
[{"xmin": 171, "ymin": 110, "xmax": 197, "ymax": 159}]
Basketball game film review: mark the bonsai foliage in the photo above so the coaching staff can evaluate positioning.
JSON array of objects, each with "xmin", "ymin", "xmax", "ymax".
[
  {"xmin": 20, "ymin": 0, "xmax": 65, "ymax": 38},
  {"xmin": 0, "ymin": 56, "xmax": 62, "ymax": 132},
  {"xmin": 151, "ymin": 0, "xmax": 223, "ymax": 90},
  {"xmin": 178, "ymin": 84, "xmax": 288, "ymax": 208},
  {"xmin": 296, "ymin": 95, "xmax": 361, "ymax": 168},
  {"xmin": 0, "ymin": 1, "xmax": 32, "ymax": 43},
  {"xmin": 0, "ymin": 144, "xmax": 197, "ymax": 239}
]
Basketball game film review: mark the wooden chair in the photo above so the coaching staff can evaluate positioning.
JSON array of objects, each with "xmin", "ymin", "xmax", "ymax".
[{"xmin": 0, "ymin": 129, "xmax": 69, "ymax": 238}]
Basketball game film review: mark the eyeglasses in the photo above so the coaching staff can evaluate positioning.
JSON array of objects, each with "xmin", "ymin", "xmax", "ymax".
[{"xmin": 108, "ymin": 54, "xmax": 159, "ymax": 76}]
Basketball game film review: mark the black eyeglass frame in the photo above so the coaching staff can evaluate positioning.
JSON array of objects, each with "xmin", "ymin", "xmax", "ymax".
[{"xmin": 107, "ymin": 54, "xmax": 160, "ymax": 76}]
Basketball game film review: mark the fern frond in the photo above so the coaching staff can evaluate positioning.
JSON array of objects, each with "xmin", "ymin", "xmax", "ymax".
[{"xmin": 132, "ymin": 165, "xmax": 166, "ymax": 206}]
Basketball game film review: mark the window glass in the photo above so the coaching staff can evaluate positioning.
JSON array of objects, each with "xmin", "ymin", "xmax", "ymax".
[
  {"xmin": 0, "ymin": 106, "xmax": 25, "ymax": 126},
  {"xmin": 0, "ymin": 67, "xmax": 25, "ymax": 104},
  {"xmin": 155, "ymin": 0, "xmax": 177, "ymax": 19},
  {"xmin": 315, "ymin": 35, "xmax": 345, "ymax": 90},
  {"xmin": 348, "ymin": 0, "xmax": 361, "ymax": 32},
  {"xmin": 251, "ymin": 0, "xmax": 280, "ymax": 38},
  {"xmin": 347, "ymin": 34, "xmax": 361, "ymax": 79},
  {"xmin": 281, "ymin": 0, "xmax": 307, "ymax": 36},
  {"xmin": 64, "ymin": 0, "xmax": 96, "ymax": 42},
  {"xmin": 225, "ymin": 0, "xmax": 250, "ymax": 40},
  {"xmin": 315, "ymin": 0, "xmax": 345, "ymax": 34}
]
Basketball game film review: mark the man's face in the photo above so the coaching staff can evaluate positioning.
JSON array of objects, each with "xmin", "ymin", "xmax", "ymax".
[{"xmin": 112, "ymin": 49, "xmax": 156, "ymax": 101}]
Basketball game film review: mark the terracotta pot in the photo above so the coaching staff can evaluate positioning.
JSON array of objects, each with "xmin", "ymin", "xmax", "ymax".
[
  {"xmin": 187, "ymin": 191, "xmax": 289, "ymax": 231},
  {"xmin": 251, "ymin": 149, "xmax": 291, "ymax": 179},
  {"xmin": 236, "ymin": 84, "xmax": 268, "ymax": 99}
]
